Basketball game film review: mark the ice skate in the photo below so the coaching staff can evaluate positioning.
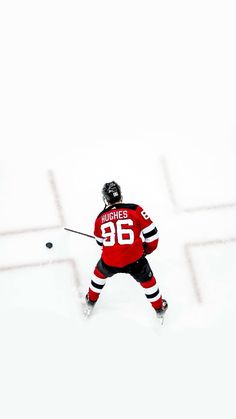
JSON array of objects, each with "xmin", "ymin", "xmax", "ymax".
[
  {"xmin": 84, "ymin": 294, "xmax": 96, "ymax": 319},
  {"xmin": 155, "ymin": 299, "xmax": 168, "ymax": 325}
]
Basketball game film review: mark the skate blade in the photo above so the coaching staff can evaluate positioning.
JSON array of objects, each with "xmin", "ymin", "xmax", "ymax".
[
  {"xmin": 160, "ymin": 316, "xmax": 164, "ymax": 326},
  {"xmin": 83, "ymin": 305, "xmax": 93, "ymax": 319},
  {"xmin": 156, "ymin": 313, "xmax": 165, "ymax": 326}
]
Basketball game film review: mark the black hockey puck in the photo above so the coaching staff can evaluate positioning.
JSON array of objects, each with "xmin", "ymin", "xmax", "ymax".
[{"xmin": 46, "ymin": 242, "xmax": 53, "ymax": 249}]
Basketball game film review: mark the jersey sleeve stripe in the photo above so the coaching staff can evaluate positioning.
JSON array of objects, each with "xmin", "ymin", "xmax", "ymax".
[
  {"xmin": 143, "ymin": 227, "xmax": 158, "ymax": 239},
  {"xmin": 144, "ymin": 232, "xmax": 159, "ymax": 243},
  {"xmin": 141, "ymin": 223, "xmax": 155, "ymax": 235}
]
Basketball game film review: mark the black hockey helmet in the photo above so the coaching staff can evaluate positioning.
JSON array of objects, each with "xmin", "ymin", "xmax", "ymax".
[{"xmin": 102, "ymin": 181, "xmax": 122, "ymax": 205}]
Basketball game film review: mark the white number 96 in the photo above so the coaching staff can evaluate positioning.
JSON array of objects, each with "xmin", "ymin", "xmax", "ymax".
[{"xmin": 101, "ymin": 219, "xmax": 134, "ymax": 246}]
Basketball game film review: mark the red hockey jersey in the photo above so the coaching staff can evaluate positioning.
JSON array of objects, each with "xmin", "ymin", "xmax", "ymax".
[{"xmin": 94, "ymin": 203, "xmax": 159, "ymax": 267}]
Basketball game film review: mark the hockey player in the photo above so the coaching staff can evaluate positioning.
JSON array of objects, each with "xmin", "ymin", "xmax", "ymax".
[{"xmin": 85, "ymin": 181, "xmax": 168, "ymax": 318}]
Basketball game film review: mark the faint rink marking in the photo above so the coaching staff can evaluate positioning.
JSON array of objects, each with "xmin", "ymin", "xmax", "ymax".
[
  {"xmin": 0, "ymin": 258, "xmax": 83, "ymax": 304},
  {"xmin": 48, "ymin": 169, "xmax": 65, "ymax": 226},
  {"xmin": 160, "ymin": 155, "xmax": 236, "ymax": 213},
  {"xmin": 160, "ymin": 155, "xmax": 236, "ymax": 303},
  {"xmin": 0, "ymin": 172, "xmax": 85, "ymax": 311},
  {"xmin": 184, "ymin": 244, "xmax": 202, "ymax": 303},
  {"xmin": 0, "ymin": 225, "xmax": 60, "ymax": 237},
  {"xmin": 185, "ymin": 237, "xmax": 236, "ymax": 303},
  {"xmin": 0, "ymin": 170, "xmax": 64, "ymax": 236}
]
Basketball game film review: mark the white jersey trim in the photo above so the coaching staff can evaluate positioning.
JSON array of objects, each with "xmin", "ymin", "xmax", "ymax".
[
  {"xmin": 144, "ymin": 232, "xmax": 159, "ymax": 243},
  {"xmin": 142, "ymin": 223, "xmax": 156, "ymax": 235}
]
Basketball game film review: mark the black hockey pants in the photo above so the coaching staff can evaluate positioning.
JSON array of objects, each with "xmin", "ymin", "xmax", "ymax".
[{"xmin": 96, "ymin": 256, "xmax": 153, "ymax": 283}]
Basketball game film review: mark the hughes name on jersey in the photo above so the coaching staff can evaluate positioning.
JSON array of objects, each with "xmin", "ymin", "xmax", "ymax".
[{"xmin": 94, "ymin": 203, "xmax": 159, "ymax": 267}]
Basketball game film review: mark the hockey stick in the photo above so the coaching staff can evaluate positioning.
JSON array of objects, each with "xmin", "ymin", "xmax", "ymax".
[{"xmin": 64, "ymin": 227, "xmax": 95, "ymax": 239}]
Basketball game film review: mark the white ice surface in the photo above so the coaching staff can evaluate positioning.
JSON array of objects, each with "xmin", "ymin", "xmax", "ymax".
[{"xmin": 1, "ymin": 1, "xmax": 236, "ymax": 418}]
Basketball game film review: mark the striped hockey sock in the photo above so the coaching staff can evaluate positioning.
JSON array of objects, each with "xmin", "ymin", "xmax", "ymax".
[
  {"xmin": 140, "ymin": 275, "xmax": 163, "ymax": 310},
  {"xmin": 88, "ymin": 267, "xmax": 106, "ymax": 303}
]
